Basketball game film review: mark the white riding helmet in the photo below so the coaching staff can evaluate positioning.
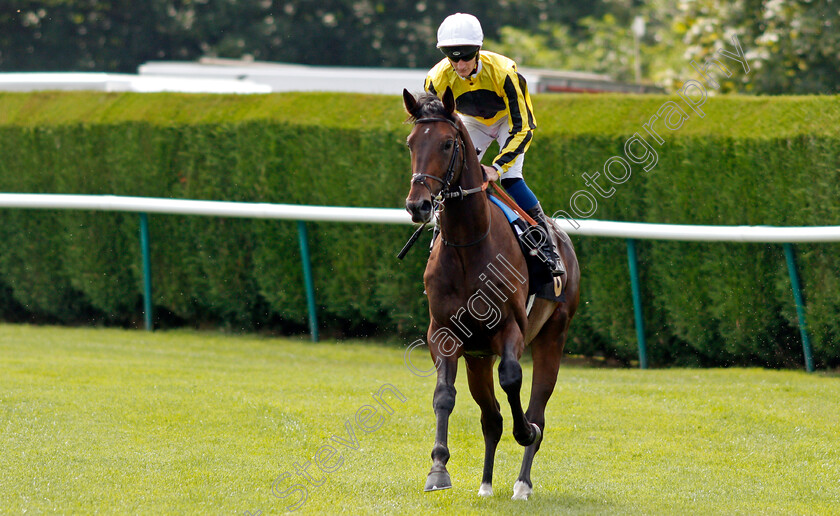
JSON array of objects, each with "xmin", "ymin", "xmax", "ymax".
[{"xmin": 436, "ymin": 13, "xmax": 484, "ymax": 48}]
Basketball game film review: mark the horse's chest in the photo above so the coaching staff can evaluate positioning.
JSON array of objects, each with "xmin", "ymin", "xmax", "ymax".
[
  {"xmin": 427, "ymin": 280, "xmax": 511, "ymax": 344},
  {"xmin": 425, "ymin": 249, "xmax": 526, "ymax": 349}
]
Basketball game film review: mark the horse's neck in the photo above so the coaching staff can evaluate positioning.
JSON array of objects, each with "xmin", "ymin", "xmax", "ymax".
[{"xmin": 439, "ymin": 130, "xmax": 490, "ymax": 242}]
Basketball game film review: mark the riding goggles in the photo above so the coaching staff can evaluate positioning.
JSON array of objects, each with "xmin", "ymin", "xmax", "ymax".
[{"xmin": 440, "ymin": 45, "xmax": 480, "ymax": 62}]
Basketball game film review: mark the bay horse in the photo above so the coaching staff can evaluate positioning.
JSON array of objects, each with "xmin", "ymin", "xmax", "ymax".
[{"xmin": 402, "ymin": 88, "xmax": 580, "ymax": 500}]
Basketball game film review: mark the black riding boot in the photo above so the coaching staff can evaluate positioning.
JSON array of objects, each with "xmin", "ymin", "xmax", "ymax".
[{"xmin": 525, "ymin": 203, "xmax": 565, "ymax": 277}]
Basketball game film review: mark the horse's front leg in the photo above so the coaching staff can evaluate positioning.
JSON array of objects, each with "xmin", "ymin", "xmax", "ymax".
[
  {"xmin": 497, "ymin": 323, "xmax": 541, "ymax": 450},
  {"xmin": 465, "ymin": 355, "xmax": 503, "ymax": 497},
  {"xmin": 425, "ymin": 351, "xmax": 458, "ymax": 491}
]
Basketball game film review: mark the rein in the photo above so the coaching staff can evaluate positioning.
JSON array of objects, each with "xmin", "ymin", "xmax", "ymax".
[{"xmin": 441, "ymin": 208, "xmax": 492, "ymax": 248}]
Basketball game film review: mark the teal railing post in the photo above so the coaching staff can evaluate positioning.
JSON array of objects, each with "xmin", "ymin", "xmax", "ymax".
[
  {"xmin": 626, "ymin": 238, "xmax": 648, "ymax": 369},
  {"xmin": 139, "ymin": 213, "xmax": 153, "ymax": 331},
  {"xmin": 783, "ymin": 243, "xmax": 814, "ymax": 372},
  {"xmin": 297, "ymin": 221, "xmax": 319, "ymax": 342}
]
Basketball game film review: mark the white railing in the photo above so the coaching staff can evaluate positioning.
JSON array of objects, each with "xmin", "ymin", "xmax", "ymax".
[
  {"xmin": 566, "ymin": 218, "xmax": 840, "ymax": 243},
  {"xmin": 0, "ymin": 193, "xmax": 830, "ymax": 371},
  {"xmin": 3, "ymin": 194, "xmax": 839, "ymax": 241},
  {"xmin": 0, "ymin": 194, "xmax": 410, "ymax": 224}
]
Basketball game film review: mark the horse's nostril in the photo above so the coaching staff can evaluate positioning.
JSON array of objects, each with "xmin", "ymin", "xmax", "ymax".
[{"xmin": 406, "ymin": 197, "xmax": 434, "ymax": 223}]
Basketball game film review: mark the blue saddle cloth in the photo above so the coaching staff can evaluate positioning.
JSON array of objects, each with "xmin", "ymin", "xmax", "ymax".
[
  {"xmin": 488, "ymin": 194, "xmax": 520, "ymax": 223},
  {"xmin": 488, "ymin": 194, "xmax": 565, "ymax": 302}
]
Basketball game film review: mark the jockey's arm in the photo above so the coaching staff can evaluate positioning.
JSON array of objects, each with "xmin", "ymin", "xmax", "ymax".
[{"xmin": 491, "ymin": 66, "xmax": 537, "ymax": 174}]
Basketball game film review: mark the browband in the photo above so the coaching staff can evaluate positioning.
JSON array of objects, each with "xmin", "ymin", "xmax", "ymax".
[{"xmin": 414, "ymin": 117, "xmax": 459, "ymax": 130}]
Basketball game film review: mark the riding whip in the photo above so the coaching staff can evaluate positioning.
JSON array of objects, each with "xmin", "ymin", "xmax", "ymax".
[{"xmin": 397, "ymin": 222, "xmax": 428, "ymax": 260}]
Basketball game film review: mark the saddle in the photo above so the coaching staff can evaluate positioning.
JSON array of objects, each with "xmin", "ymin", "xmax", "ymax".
[{"xmin": 488, "ymin": 195, "xmax": 566, "ymax": 302}]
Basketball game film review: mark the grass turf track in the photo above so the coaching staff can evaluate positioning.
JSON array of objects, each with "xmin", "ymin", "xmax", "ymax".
[{"xmin": 1, "ymin": 324, "xmax": 838, "ymax": 515}]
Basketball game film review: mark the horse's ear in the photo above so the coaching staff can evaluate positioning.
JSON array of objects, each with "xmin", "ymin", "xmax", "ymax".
[
  {"xmin": 403, "ymin": 89, "xmax": 417, "ymax": 115},
  {"xmin": 442, "ymin": 87, "xmax": 456, "ymax": 115}
]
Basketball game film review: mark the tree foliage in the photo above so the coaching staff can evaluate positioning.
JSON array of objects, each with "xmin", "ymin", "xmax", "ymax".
[
  {"xmin": 489, "ymin": 0, "xmax": 840, "ymax": 94},
  {"xmin": 1, "ymin": 1, "xmax": 601, "ymax": 72},
  {"xmin": 674, "ymin": 0, "xmax": 840, "ymax": 94},
  {"xmin": 1, "ymin": 2, "xmax": 838, "ymax": 93}
]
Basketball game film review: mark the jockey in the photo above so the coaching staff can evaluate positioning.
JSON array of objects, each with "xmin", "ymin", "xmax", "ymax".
[{"xmin": 425, "ymin": 12, "xmax": 564, "ymax": 277}]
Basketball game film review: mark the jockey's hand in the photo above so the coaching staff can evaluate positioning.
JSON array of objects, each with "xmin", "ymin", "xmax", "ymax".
[{"xmin": 481, "ymin": 164, "xmax": 500, "ymax": 183}]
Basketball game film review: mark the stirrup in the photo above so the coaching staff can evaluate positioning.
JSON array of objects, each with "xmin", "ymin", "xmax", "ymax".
[
  {"xmin": 528, "ymin": 210, "xmax": 565, "ymax": 277},
  {"xmin": 543, "ymin": 243, "xmax": 565, "ymax": 277},
  {"xmin": 545, "ymin": 234, "xmax": 565, "ymax": 277},
  {"xmin": 525, "ymin": 223, "xmax": 564, "ymax": 277}
]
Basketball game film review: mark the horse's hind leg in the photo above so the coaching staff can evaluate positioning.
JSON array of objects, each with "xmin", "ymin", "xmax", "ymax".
[
  {"xmin": 513, "ymin": 313, "xmax": 569, "ymax": 500},
  {"xmin": 425, "ymin": 353, "xmax": 458, "ymax": 491},
  {"xmin": 465, "ymin": 355, "xmax": 503, "ymax": 497}
]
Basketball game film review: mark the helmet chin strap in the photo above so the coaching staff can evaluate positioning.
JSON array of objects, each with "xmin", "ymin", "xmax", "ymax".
[
  {"xmin": 467, "ymin": 52, "xmax": 480, "ymax": 77},
  {"xmin": 467, "ymin": 52, "xmax": 479, "ymax": 76}
]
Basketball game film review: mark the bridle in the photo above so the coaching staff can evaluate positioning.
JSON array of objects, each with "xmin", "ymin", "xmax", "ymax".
[
  {"xmin": 410, "ymin": 117, "xmax": 487, "ymax": 203},
  {"xmin": 409, "ymin": 116, "xmax": 491, "ymax": 248}
]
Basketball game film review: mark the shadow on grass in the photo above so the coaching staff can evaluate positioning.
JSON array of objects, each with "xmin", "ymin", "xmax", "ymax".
[{"xmin": 464, "ymin": 489, "xmax": 619, "ymax": 514}]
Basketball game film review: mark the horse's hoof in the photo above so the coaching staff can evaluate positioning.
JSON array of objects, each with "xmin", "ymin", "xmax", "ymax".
[
  {"xmin": 424, "ymin": 470, "xmax": 452, "ymax": 491},
  {"xmin": 477, "ymin": 483, "xmax": 493, "ymax": 497},
  {"xmin": 512, "ymin": 480, "xmax": 532, "ymax": 500}
]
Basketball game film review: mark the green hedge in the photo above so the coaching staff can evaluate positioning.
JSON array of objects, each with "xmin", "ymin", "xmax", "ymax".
[{"xmin": 1, "ymin": 91, "xmax": 838, "ymax": 368}]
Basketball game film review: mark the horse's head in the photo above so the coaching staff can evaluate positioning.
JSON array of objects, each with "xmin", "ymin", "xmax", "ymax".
[{"xmin": 403, "ymin": 88, "xmax": 462, "ymax": 224}]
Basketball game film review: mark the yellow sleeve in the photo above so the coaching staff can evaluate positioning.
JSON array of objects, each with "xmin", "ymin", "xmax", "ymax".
[{"xmin": 492, "ymin": 64, "xmax": 537, "ymax": 173}]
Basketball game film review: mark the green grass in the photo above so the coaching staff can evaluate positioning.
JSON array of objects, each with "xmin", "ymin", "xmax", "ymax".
[{"xmin": 1, "ymin": 324, "xmax": 838, "ymax": 514}]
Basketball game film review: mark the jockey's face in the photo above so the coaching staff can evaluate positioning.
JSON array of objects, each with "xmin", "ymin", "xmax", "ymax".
[{"xmin": 449, "ymin": 56, "xmax": 478, "ymax": 78}]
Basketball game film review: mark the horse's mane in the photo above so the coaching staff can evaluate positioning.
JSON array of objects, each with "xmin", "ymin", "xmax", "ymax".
[{"xmin": 406, "ymin": 92, "xmax": 458, "ymax": 125}]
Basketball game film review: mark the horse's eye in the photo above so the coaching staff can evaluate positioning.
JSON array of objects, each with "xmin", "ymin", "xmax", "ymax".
[{"xmin": 443, "ymin": 140, "xmax": 454, "ymax": 151}]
